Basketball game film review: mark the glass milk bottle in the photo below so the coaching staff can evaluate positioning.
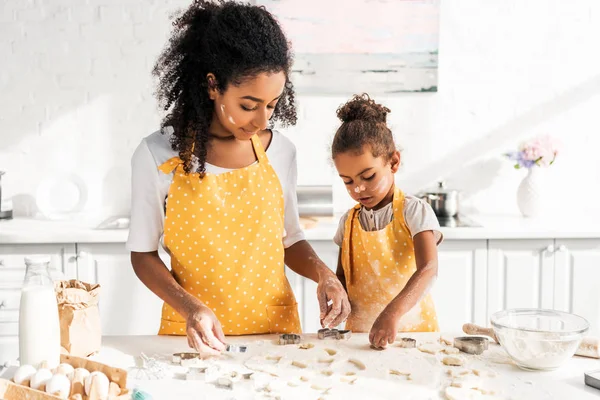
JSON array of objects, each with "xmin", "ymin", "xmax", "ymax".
[{"xmin": 19, "ymin": 256, "xmax": 61, "ymax": 368}]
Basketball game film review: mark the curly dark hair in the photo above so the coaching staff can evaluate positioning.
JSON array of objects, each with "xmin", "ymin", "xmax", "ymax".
[
  {"xmin": 331, "ymin": 93, "xmax": 396, "ymax": 160},
  {"xmin": 153, "ymin": 0, "xmax": 297, "ymax": 175}
]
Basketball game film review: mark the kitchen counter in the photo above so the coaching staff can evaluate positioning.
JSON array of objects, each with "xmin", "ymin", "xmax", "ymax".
[
  {"xmin": 2, "ymin": 214, "xmax": 600, "ymax": 244},
  {"xmin": 2, "ymin": 333, "xmax": 598, "ymax": 400}
]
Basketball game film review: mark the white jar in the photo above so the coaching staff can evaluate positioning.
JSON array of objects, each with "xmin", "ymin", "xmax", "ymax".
[{"xmin": 19, "ymin": 256, "xmax": 61, "ymax": 369}]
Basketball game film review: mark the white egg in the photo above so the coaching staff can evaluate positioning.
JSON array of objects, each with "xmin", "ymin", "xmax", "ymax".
[
  {"xmin": 84, "ymin": 371, "xmax": 109, "ymax": 398},
  {"xmin": 54, "ymin": 363, "xmax": 75, "ymax": 380},
  {"xmin": 30, "ymin": 368, "xmax": 53, "ymax": 391},
  {"xmin": 12, "ymin": 364, "xmax": 37, "ymax": 386},
  {"xmin": 45, "ymin": 374, "xmax": 71, "ymax": 398},
  {"xmin": 73, "ymin": 367, "xmax": 90, "ymax": 381}
]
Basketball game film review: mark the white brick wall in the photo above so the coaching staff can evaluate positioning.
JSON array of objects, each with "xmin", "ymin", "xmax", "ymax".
[{"xmin": 1, "ymin": 0, "xmax": 600, "ymax": 222}]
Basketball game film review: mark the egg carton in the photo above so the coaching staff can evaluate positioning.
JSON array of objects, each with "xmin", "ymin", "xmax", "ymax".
[{"xmin": 0, "ymin": 354, "xmax": 130, "ymax": 400}]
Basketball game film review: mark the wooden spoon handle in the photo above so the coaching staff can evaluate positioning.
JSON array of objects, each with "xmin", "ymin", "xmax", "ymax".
[{"xmin": 462, "ymin": 323, "xmax": 499, "ymax": 343}]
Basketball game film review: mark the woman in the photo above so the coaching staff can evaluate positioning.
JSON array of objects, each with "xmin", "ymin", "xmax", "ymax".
[{"xmin": 126, "ymin": 0, "xmax": 350, "ymax": 357}]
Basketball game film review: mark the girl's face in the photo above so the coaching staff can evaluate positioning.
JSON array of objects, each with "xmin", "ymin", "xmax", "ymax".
[
  {"xmin": 208, "ymin": 71, "xmax": 286, "ymax": 140},
  {"xmin": 334, "ymin": 146, "xmax": 400, "ymax": 210}
]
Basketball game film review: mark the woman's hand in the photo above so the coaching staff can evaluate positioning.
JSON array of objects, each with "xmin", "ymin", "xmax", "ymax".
[
  {"xmin": 369, "ymin": 307, "xmax": 401, "ymax": 349},
  {"xmin": 185, "ymin": 303, "xmax": 227, "ymax": 358},
  {"xmin": 317, "ymin": 271, "xmax": 351, "ymax": 329}
]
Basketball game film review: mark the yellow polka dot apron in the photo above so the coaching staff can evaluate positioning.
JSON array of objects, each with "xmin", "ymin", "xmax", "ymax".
[
  {"xmin": 157, "ymin": 134, "xmax": 301, "ymax": 336},
  {"xmin": 341, "ymin": 187, "xmax": 439, "ymax": 333}
]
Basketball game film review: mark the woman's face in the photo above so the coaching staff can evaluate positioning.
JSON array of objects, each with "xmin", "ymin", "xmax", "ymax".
[
  {"xmin": 334, "ymin": 146, "xmax": 400, "ymax": 210},
  {"xmin": 209, "ymin": 71, "xmax": 286, "ymax": 140}
]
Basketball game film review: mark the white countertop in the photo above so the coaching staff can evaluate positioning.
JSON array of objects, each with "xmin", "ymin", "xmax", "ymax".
[
  {"xmin": 1, "ymin": 214, "xmax": 600, "ymax": 244},
  {"xmin": 2, "ymin": 333, "xmax": 599, "ymax": 400}
]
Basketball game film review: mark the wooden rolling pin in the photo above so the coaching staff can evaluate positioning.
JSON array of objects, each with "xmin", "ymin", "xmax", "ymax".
[{"xmin": 463, "ymin": 323, "xmax": 600, "ymax": 359}]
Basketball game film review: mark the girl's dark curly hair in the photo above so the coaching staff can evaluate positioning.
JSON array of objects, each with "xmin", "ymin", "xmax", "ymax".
[
  {"xmin": 153, "ymin": 0, "xmax": 297, "ymax": 175},
  {"xmin": 332, "ymin": 93, "xmax": 396, "ymax": 160}
]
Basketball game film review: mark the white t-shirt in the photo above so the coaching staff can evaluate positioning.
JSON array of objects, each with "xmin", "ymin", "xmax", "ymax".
[
  {"xmin": 333, "ymin": 195, "xmax": 443, "ymax": 247},
  {"xmin": 126, "ymin": 128, "xmax": 306, "ymax": 252}
]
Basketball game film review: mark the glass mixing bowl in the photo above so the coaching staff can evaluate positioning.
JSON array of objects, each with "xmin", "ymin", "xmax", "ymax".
[{"xmin": 490, "ymin": 309, "xmax": 589, "ymax": 371}]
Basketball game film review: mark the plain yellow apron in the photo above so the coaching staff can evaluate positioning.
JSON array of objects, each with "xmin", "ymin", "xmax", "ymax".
[
  {"xmin": 157, "ymin": 134, "xmax": 301, "ymax": 335},
  {"xmin": 342, "ymin": 187, "xmax": 439, "ymax": 332}
]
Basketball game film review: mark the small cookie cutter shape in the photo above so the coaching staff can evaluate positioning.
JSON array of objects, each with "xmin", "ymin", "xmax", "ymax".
[
  {"xmin": 226, "ymin": 344, "xmax": 247, "ymax": 353},
  {"xmin": 585, "ymin": 369, "xmax": 600, "ymax": 390},
  {"xmin": 454, "ymin": 336, "xmax": 489, "ymax": 355},
  {"xmin": 279, "ymin": 333, "xmax": 302, "ymax": 345},
  {"xmin": 318, "ymin": 328, "xmax": 352, "ymax": 340},
  {"xmin": 172, "ymin": 352, "xmax": 200, "ymax": 364}
]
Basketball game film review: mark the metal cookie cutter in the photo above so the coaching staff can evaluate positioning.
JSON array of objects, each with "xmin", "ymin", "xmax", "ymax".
[
  {"xmin": 318, "ymin": 328, "xmax": 352, "ymax": 340},
  {"xmin": 585, "ymin": 369, "xmax": 600, "ymax": 390},
  {"xmin": 398, "ymin": 337, "xmax": 417, "ymax": 348},
  {"xmin": 279, "ymin": 333, "xmax": 302, "ymax": 345},
  {"xmin": 226, "ymin": 344, "xmax": 247, "ymax": 353},
  {"xmin": 454, "ymin": 336, "xmax": 489, "ymax": 355}
]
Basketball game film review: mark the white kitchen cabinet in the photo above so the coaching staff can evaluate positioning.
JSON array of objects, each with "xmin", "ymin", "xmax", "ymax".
[
  {"xmin": 76, "ymin": 244, "xmax": 165, "ymax": 336},
  {"xmin": 433, "ymin": 240, "xmax": 487, "ymax": 332},
  {"xmin": 487, "ymin": 239, "xmax": 554, "ymax": 318},
  {"xmin": 554, "ymin": 239, "xmax": 600, "ymax": 335}
]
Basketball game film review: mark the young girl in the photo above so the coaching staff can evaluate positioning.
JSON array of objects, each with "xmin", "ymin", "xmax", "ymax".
[
  {"xmin": 127, "ymin": 0, "xmax": 349, "ymax": 358},
  {"xmin": 332, "ymin": 94, "xmax": 443, "ymax": 349}
]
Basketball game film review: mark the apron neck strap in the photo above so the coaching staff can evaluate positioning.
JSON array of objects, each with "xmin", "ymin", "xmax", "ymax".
[{"xmin": 250, "ymin": 134, "xmax": 268, "ymax": 163}]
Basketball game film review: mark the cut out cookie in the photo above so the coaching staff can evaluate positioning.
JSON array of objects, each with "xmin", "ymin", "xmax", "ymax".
[
  {"xmin": 442, "ymin": 355, "xmax": 465, "ymax": 367},
  {"xmin": 418, "ymin": 343, "xmax": 443, "ymax": 354},
  {"xmin": 324, "ymin": 348, "xmax": 338, "ymax": 356}
]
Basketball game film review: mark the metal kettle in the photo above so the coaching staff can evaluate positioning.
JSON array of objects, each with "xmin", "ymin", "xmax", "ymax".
[{"xmin": 418, "ymin": 181, "xmax": 460, "ymax": 218}]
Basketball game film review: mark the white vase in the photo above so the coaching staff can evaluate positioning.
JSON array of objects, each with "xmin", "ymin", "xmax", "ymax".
[{"xmin": 516, "ymin": 167, "xmax": 547, "ymax": 218}]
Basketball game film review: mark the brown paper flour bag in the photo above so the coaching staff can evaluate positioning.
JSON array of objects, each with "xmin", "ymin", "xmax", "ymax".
[{"xmin": 55, "ymin": 280, "xmax": 101, "ymax": 357}]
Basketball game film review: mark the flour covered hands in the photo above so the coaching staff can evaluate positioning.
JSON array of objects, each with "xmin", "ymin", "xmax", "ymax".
[
  {"xmin": 185, "ymin": 303, "xmax": 227, "ymax": 358},
  {"xmin": 317, "ymin": 271, "xmax": 351, "ymax": 329}
]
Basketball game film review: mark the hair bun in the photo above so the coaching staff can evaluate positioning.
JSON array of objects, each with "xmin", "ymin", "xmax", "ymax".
[{"xmin": 336, "ymin": 93, "xmax": 390, "ymax": 124}]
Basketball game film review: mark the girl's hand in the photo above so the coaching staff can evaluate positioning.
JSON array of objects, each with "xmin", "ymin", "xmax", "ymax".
[
  {"xmin": 317, "ymin": 273, "xmax": 351, "ymax": 328},
  {"xmin": 369, "ymin": 307, "xmax": 401, "ymax": 349},
  {"xmin": 185, "ymin": 304, "xmax": 227, "ymax": 358}
]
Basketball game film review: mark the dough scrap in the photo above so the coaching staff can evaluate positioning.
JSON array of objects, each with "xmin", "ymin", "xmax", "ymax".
[
  {"xmin": 440, "ymin": 335, "xmax": 454, "ymax": 346},
  {"xmin": 291, "ymin": 361, "xmax": 307, "ymax": 369},
  {"xmin": 299, "ymin": 343, "xmax": 315, "ymax": 350},
  {"xmin": 318, "ymin": 358, "xmax": 335, "ymax": 364},
  {"xmin": 348, "ymin": 358, "xmax": 366, "ymax": 370},
  {"xmin": 389, "ymin": 369, "xmax": 411, "ymax": 377}
]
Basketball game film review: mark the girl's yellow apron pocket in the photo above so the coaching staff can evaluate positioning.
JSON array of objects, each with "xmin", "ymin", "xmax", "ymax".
[{"xmin": 265, "ymin": 304, "xmax": 302, "ymax": 334}]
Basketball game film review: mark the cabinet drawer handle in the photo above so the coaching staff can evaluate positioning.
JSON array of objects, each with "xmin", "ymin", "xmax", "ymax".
[
  {"xmin": 0, "ymin": 259, "xmax": 4, "ymax": 266},
  {"xmin": 556, "ymin": 245, "xmax": 567, "ymax": 252},
  {"xmin": 543, "ymin": 245, "xmax": 555, "ymax": 253},
  {"xmin": 0, "ymin": 301, "xmax": 5, "ymax": 310}
]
